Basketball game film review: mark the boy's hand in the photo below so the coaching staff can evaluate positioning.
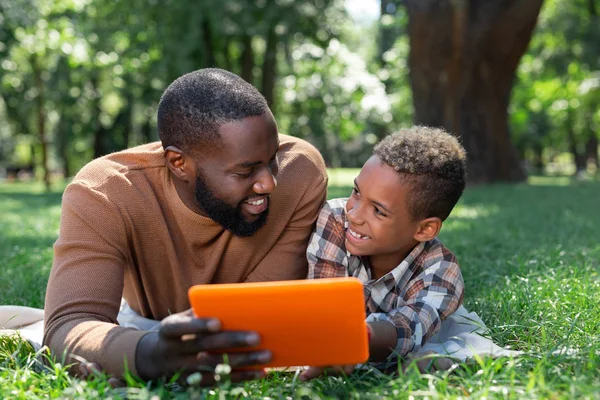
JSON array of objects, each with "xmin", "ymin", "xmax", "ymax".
[{"xmin": 299, "ymin": 364, "xmax": 356, "ymax": 381}]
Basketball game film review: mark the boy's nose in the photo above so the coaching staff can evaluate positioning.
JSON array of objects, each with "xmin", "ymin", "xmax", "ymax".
[{"xmin": 346, "ymin": 207, "xmax": 364, "ymax": 225}]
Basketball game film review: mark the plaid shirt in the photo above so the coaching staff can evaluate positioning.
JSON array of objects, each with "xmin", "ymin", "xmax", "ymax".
[{"xmin": 307, "ymin": 198, "xmax": 464, "ymax": 360}]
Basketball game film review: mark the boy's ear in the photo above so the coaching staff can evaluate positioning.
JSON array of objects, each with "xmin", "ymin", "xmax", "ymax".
[
  {"xmin": 164, "ymin": 145, "xmax": 191, "ymax": 182},
  {"xmin": 413, "ymin": 217, "xmax": 442, "ymax": 242}
]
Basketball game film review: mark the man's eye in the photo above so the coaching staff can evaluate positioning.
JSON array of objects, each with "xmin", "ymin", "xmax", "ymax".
[{"xmin": 236, "ymin": 171, "xmax": 252, "ymax": 179}]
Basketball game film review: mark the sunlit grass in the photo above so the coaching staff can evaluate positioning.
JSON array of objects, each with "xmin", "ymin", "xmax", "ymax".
[{"xmin": 1, "ymin": 175, "xmax": 600, "ymax": 398}]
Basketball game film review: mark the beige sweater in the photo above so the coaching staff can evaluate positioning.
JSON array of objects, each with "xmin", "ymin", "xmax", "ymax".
[{"xmin": 43, "ymin": 135, "xmax": 327, "ymax": 377}]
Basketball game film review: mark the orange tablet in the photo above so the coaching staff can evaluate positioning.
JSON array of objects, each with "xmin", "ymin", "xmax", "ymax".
[{"xmin": 188, "ymin": 277, "xmax": 369, "ymax": 368}]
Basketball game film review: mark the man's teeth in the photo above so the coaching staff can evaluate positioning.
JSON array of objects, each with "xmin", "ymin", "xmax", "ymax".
[
  {"xmin": 247, "ymin": 199, "xmax": 265, "ymax": 206},
  {"xmin": 349, "ymin": 229, "xmax": 370, "ymax": 239}
]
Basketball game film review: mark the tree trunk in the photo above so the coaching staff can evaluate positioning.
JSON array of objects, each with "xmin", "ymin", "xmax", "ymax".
[
  {"xmin": 201, "ymin": 17, "xmax": 216, "ymax": 67},
  {"xmin": 32, "ymin": 55, "xmax": 51, "ymax": 191},
  {"xmin": 404, "ymin": 0, "xmax": 543, "ymax": 183},
  {"xmin": 566, "ymin": 117, "xmax": 586, "ymax": 173},
  {"xmin": 142, "ymin": 115, "xmax": 153, "ymax": 143},
  {"xmin": 533, "ymin": 142, "xmax": 544, "ymax": 174},
  {"xmin": 585, "ymin": 134, "xmax": 599, "ymax": 171},
  {"xmin": 261, "ymin": 24, "xmax": 277, "ymax": 111},
  {"xmin": 240, "ymin": 34, "xmax": 254, "ymax": 84}
]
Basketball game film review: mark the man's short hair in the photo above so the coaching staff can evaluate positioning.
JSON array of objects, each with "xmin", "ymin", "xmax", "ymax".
[
  {"xmin": 157, "ymin": 68, "xmax": 269, "ymax": 154},
  {"xmin": 374, "ymin": 126, "xmax": 467, "ymax": 221}
]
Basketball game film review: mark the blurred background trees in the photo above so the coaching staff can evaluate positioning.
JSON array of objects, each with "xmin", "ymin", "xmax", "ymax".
[{"xmin": 0, "ymin": 0, "xmax": 598, "ymax": 188}]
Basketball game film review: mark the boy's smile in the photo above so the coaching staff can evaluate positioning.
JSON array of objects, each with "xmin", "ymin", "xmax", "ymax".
[{"xmin": 344, "ymin": 155, "xmax": 423, "ymax": 277}]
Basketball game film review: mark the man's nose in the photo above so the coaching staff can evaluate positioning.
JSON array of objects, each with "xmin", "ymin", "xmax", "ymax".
[{"xmin": 253, "ymin": 166, "xmax": 277, "ymax": 194}]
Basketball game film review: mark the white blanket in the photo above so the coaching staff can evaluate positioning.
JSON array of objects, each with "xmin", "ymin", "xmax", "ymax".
[{"xmin": 0, "ymin": 301, "xmax": 520, "ymax": 361}]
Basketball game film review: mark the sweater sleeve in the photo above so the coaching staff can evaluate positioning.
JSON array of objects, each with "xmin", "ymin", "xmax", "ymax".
[{"xmin": 43, "ymin": 182, "xmax": 147, "ymax": 378}]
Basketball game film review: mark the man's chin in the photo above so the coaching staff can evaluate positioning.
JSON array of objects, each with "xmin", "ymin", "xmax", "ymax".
[{"xmin": 228, "ymin": 209, "xmax": 269, "ymax": 237}]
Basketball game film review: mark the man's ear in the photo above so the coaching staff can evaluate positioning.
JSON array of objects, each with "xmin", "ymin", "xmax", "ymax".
[
  {"xmin": 413, "ymin": 217, "xmax": 442, "ymax": 242},
  {"xmin": 164, "ymin": 145, "xmax": 190, "ymax": 181}
]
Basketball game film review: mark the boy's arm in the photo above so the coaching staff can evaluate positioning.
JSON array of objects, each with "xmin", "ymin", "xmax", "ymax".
[
  {"xmin": 306, "ymin": 201, "xmax": 349, "ymax": 279},
  {"xmin": 367, "ymin": 258, "xmax": 464, "ymax": 360}
]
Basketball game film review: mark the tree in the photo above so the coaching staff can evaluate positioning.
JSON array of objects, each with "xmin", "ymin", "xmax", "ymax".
[
  {"xmin": 510, "ymin": 0, "xmax": 600, "ymax": 176},
  {"xmin": 403, "ymin": 0, "xmax": 544, "ymax": 183}
]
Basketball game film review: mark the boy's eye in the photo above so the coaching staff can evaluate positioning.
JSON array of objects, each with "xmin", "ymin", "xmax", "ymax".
[
  {"xmin": 374, "ymin": 206, "xmax": 387, "ymax": 217},
  {"xmin": 351, "ymin": 187, "xmax": 359, "ymax": 196}
]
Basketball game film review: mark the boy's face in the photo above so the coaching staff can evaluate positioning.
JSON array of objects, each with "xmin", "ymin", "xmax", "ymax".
[{"xmin": 345, "ymin": 156, "xmax": 422, "ymax": 266}]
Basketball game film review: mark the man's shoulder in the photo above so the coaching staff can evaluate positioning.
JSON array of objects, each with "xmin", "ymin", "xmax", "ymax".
[
  {"xmin": 277, "ymin": 134, "xmax": 327, "ymax": 182},
  {"xmin": 71, "ymin": 142, "xmax": 165, "ymax": 191}
]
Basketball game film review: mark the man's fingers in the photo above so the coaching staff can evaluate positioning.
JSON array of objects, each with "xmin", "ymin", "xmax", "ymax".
[
  {"xmin": 160, "ymin": 316, "xmax": 221, "ymax": 338},
  {"xmin": 195, "ymin": 331, "xmax": 260, "ymax": 351},
  {"xmin": 197, "ymin": 350, "xmax": 272, "ymax": 368},
  {"xmin": 165, "ymin": 331, "xmax": 261, "ymax": 354}
]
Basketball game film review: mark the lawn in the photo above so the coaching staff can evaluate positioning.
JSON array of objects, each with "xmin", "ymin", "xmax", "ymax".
[{"xmin": 1, "ymin": 175, "xmax": 599, "ymax": 399}]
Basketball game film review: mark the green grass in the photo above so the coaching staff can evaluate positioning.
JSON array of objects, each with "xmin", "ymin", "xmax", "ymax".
[{"xmin": 1, "ymin": 175, "xmax": 600, "ymax": 399}]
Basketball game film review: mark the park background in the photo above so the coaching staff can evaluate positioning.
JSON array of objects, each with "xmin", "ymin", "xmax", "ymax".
[{"xmin": 1, "ymin": 0, "xmax": 599, "ymax": 398}]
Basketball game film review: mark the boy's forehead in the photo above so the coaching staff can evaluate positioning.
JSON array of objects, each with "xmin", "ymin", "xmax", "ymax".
[{"xmin": 357, "ymin": 158, "xmax": 410, "ymax": 210}]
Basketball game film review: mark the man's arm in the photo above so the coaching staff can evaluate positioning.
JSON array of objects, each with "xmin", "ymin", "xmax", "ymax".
[
  {"xmin": 366, "ymin": 259, "xmax": 464, "ymax": 360},
  {"xmin": 44, "ymin": 182, "xmax": 145, "ymax": 377}
]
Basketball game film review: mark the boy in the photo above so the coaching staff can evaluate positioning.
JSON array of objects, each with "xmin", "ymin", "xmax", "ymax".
[{"xmin": 302, "ymin": 126, "xmax": 466, "ymax": 380}]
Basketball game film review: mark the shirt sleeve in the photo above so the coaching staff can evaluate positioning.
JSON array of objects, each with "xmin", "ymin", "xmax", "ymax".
[
  {"xmin": 43, "ymin": 182, "xmax": 147, "ymax": 378},
  {"xmin": 306, "ymin": 200, "xmax": 349, "ymax": 279},
  {"xmin": 244, "ymin": 173, "xmax": 328, "ymax": 282},
  {"xmin": 365, "ymin": 255, "xmax": 464, "ymax": 358}
]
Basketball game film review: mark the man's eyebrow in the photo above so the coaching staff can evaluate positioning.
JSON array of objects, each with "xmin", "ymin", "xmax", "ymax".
[
  {"xmin": 237, "ymin": 160, "xmax": 262, "ymax": 168},
  {"xmin": 236, "ymin": 148, "xmax": 279, "ymax": 168},
  {"xmin": 354, "ymin": 179, "xmax": 393, "ymax": 214}
]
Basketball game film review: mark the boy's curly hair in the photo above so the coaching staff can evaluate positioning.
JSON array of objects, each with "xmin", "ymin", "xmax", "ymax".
[{"xmin": 374, "ymin": 126, "xmax": 467, "ymax": 221}]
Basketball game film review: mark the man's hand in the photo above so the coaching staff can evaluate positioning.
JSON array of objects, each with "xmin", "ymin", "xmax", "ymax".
[{"xmin": 135, "ymin": 309, "xmax": 272, "ymax": 384}]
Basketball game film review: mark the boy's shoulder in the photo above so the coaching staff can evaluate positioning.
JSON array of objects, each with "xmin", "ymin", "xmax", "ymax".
[
  {"xmin": 420, "ymin": 237, "xmax": 460, "ymax": 269},
  {"xmin": 312, "ymin": 198, "xmax": 348, "ymax": 237},
  {"xmin": 322, "ymin": 198, "xmax": 348, "ymax": 216}
]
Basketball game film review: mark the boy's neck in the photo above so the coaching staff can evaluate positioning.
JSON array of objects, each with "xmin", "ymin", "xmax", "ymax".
[{"xmin": 367, "ymin": 241, "xmax": 420, "ymax": 281}]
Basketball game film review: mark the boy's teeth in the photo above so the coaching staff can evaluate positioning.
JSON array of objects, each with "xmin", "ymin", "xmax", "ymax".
[
  {"xmin": 350, "ymin": 229, "xmax": 370, "ymax": 239},
  {"xmin": 248, "ymin": 199, "xmax": 264, "ymax": 206}
]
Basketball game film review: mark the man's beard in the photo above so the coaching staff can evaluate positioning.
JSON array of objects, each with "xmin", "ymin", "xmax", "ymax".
[{"xmin": 194, "ymin": 173, "xmax": 269, "ymax": 237}]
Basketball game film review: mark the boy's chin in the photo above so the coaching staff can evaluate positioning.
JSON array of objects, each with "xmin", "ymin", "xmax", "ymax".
[{"xmin": 345, "ymin": 241, "xmax": 367, "ymax": 256}]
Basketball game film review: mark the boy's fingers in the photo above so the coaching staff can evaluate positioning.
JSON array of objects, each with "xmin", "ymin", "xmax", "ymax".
[
  {"xmin": 299, "ymin": 366, "xmax": 325, "ymax": 381},
  {"xmin": 343, "ymin": 364, "xmax": 356, "ymax": 375},
  {"xmin": 78, "ymin": 361, "xmax": 102, "ymax": 378},
  {"xmin": 108, "ymin": 377, "xmax": 127, "ymax": 388}
]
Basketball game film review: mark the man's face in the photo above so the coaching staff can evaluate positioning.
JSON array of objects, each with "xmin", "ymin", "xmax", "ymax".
[{"xmin": 192, "ymin": 112, "xmax": 279, "ymax": 237}]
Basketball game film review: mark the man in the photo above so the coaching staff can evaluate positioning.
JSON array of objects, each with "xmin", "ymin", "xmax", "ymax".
[{"xmin": 43, "ymin": 68, "xmax": 328, "ymax": 384}]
